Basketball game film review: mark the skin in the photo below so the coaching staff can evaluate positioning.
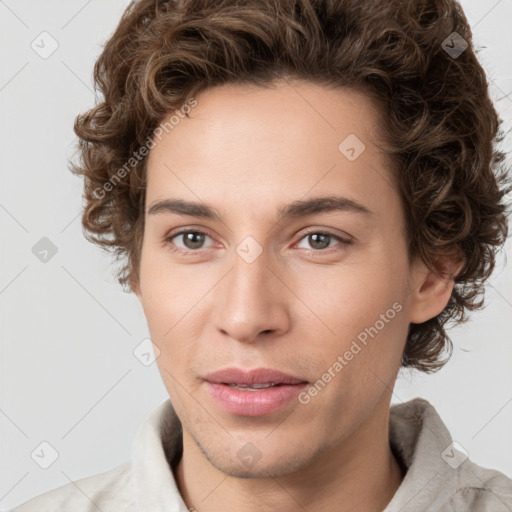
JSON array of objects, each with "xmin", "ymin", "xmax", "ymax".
[{"xmin": 133, "ymin": 80, "xmax": 458, "ymax": 512}]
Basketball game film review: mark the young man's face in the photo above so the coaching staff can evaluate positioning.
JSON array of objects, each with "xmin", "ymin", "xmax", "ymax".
[{"xmin": 134, "ymin": 81, "xmax": 441, "ymax": 478}]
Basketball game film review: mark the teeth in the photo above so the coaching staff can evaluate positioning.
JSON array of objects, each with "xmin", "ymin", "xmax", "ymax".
[{"xmin": 228, "ymin": 383, "xmax": 279, "ymax": 390}]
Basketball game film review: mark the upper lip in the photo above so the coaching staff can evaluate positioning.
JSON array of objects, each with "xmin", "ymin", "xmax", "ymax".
[{"xmin": 203, "ymin": 367, "xmax": 308, "ymax": 385}]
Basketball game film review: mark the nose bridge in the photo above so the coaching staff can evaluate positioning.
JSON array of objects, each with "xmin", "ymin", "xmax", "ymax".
[{"xmin": 213, "ymin": 242, "xmax": 289, "ymax": 342}]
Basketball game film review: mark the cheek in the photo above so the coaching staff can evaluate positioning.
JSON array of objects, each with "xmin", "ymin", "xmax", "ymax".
[
  {"xmin": 139, "ymin": 243, "xmax": 201, "ymax": 332},
  {"xmin": 302, "ymin": 247, "xmax": 409, "ymax": 369},
  {"xmin": 138, "ymin": 248, "xmax": 213, "ymax": 375},
  {"xmin": 300, "ymin": 266, "xmax": 408, "ymax": 417}
]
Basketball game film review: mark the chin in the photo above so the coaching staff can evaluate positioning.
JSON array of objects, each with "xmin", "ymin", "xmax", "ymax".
[{"xmin": 203, "ymin": 444, "xmax": 312, "ymax": 480}]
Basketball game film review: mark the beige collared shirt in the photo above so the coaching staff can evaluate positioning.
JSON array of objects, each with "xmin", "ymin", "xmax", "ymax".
[{"xmin": 11, "ymin": 398, "xmax": 512, "ymax": 511}]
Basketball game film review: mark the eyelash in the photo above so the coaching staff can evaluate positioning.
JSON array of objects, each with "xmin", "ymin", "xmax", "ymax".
[{"xmin": 165, "ymin": 228, "xmax": 352, "ymax": 256}]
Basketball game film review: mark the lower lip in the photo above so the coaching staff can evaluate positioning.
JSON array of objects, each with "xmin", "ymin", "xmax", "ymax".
[{"xmin": 204, "ymin": 381, "xmax": 308, "ymax": 416}]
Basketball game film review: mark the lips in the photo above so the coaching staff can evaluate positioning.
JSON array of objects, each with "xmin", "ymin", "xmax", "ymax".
[
  {"xmin": 202, "ymin": 367, "xmax": 309, "ymax": 416},
  {"xmin": 203, "ymin": 367, "xmax": 308, "ymax": 386}
]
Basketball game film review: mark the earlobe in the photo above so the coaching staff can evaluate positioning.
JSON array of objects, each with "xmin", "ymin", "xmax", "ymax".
[{"xmin": 408, "ymin": 254, "xmax": 464, "ymax": 324}]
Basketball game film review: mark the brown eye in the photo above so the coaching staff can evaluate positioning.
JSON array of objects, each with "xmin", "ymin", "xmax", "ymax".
[
  {"xmin": 181, "ymin": 231, "xmax": 207, "ymax": 249},
  {"xmin": 166, "ymin": 230, "xmax": 213, "ymax": 253},
  {"xmin": 296, "ymin": 231, "xmax": 352, "ymax": 253},
  {"xmin": 307, "ymin": 233, "xmax": 331, "ymax": 250}
]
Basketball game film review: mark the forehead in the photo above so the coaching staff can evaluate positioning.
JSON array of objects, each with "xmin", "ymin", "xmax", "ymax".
[{"xmin": 145, "ymin": 80, "xmax": 397, "ymax": 218}]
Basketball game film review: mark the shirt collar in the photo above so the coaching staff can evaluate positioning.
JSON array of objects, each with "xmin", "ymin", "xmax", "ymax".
[
  {"xmin": 384, "ymin": 398, "xmax": 460, "ymax": 511},
  {"xmin": 131, "ymin": 397, "xmax": 460, "ymax": 511},
  {"xmin": 131, "ymin": 399, "xmax": 188, "ymax": 512}
]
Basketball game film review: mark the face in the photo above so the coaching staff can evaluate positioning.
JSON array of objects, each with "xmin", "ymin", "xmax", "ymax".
[{"xmin": 134, "ymin": 80, "xmax": 438, "ymax": 479}]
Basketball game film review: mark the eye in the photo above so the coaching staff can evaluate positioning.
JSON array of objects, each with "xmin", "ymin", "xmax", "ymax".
[
  {"xmin": 295, "ymin": 230, "xmax": 351, "ymax": 253},
  {"xmin": 166, "ymin": 229, "xmax": 214, "ymax": 253}
]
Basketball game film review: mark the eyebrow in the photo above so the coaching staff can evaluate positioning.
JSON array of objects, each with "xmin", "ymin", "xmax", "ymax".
[{"xmin": 147, "ymin": 195, "xmax": 373, "ymax": 222}]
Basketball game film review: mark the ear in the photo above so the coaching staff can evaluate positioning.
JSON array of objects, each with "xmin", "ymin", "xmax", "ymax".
[{"xmin": 408, "ymin": 253, "xmax": 464, "ymax": 324}]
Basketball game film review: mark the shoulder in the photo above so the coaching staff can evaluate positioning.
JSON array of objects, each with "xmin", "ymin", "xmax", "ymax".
[
  {"xmin": 445, "ymin": 458, "xmax": 512, "ymax": 510},
  {"xmin": 10, "ymin": 460, "xmax": 134, "ymax": 512},
  {"xmin": 388, "ymin": 398, "xmax": 512, "ymax": 511}
]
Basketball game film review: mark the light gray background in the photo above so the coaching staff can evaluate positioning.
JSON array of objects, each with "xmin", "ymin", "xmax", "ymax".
[{"xmin": 1, "ymin": 0, "xmax": 511, "ymax": 509}]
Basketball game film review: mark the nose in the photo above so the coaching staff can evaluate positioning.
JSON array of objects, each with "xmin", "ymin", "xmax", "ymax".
[{"xmin": 213, "ymin": 248, "xmax": 291, "ymax": 344}]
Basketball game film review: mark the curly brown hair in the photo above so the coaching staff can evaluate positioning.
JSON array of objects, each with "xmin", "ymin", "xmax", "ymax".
[{"xmin": 69, "ymin": 0, "xmax": 510, "ymax": 373}]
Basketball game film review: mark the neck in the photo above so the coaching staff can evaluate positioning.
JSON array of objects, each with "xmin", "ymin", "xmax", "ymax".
[{"xmin": 172, "ymin": 398, "xmax": 405, "ymax": 512}]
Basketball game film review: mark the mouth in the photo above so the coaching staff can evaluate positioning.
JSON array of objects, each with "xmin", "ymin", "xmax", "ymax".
[
  {"xmin": 203, "ymin": 366, "xmax": 309, "ymax": 386},
  {"xmin": 202, "ymin": 367, "xmax": 309, "ymax": 416},
  {"xmin": 224, "ymin": 382, "xmax": 291, "ymax": 391}
]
